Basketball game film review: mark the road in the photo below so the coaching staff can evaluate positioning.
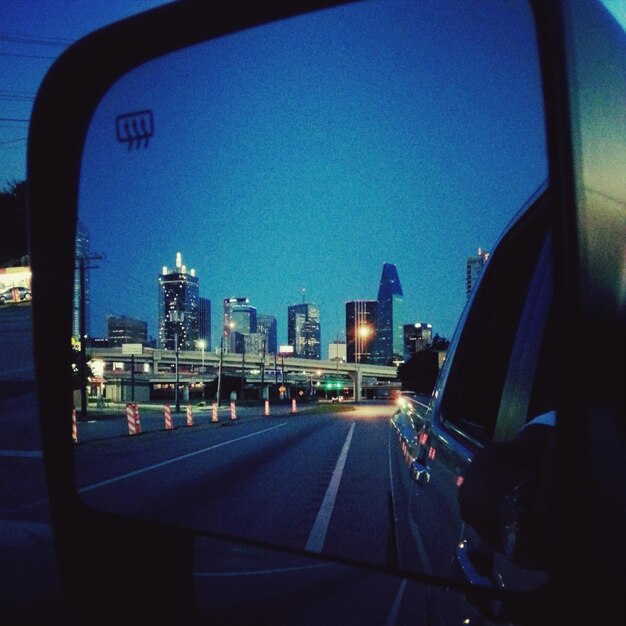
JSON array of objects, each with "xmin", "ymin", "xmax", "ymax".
[{"xmin": 1, "ymin": 304, "xmax": 476, "ymax": 625}]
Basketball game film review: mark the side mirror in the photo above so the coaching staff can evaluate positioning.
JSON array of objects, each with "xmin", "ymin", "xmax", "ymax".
[{"xmin": 458, "ymin": 417, "xmax": 555, "ymax": 570}]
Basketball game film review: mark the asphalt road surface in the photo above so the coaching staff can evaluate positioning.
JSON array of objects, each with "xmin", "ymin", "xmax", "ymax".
[{"xmin": 0, "ymin": 304, "xmax": 480, "ymax": 625}]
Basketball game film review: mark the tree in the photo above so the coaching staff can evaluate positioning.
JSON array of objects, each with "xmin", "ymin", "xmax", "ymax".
[
  {"xmin": 431, "ymin": 333, "xmax": 450, "ymax": 351},
  {"xmin": 397, "ymin": 349, "xmax": 440, "ymax": 395},
  {"xmin": 0, "ymin": 179, "xmax": 28, "ymax": 267},
  {"xmin": 71, "ymin": 345, "xmax": 93, "ymax": 391}
]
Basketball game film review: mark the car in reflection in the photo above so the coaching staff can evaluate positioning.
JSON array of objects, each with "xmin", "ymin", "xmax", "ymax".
[
  {"xmin": 395, "ymin": 390, "xmax": 418, "ymax": 409},
  {"xmin": 24, "ymin": 1, "xmax": 625, "ymax": 625},
  {"xmin": 0, "ymin": 286, "xmax": 31, "ymax": 304},
  {"xmin": 331, "ymin": 395, "xmax": 344, "ymax": 403},
  {"xmin": 390, "ymin": 182, "xmax": 555, "ymax": 621}
]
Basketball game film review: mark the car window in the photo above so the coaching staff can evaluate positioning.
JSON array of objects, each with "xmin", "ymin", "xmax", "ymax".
[{"xmin": 439, "ymin": 189, "xmax": 552, "ymax": 447}]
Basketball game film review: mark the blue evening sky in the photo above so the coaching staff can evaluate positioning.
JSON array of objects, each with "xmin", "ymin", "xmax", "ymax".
[{"xmin": 2, "ymin": 1, "xmax": 624, "ymax": 357}]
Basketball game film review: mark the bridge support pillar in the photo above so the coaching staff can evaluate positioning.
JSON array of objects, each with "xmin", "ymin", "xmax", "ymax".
[{"xmin": 351, "ymin": 368, "xmax": 363, "ymax": 402}]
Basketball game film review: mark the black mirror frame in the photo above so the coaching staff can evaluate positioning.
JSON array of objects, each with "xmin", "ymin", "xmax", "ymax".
[{"xmin": 26, "ymin": 1, "xmax": 588, "ymax": 624}]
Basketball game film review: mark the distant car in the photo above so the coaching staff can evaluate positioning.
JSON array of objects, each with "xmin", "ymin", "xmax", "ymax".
[
  {"xmin": 0, "ymin": 286, "xmax": 31, "ymax": 304},
  {"xmin": 331, "ymin": 396, "xmax": 344, "ymax": 403}
]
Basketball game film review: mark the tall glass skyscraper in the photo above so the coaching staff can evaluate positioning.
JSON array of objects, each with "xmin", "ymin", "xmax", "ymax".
[
  {"xmin": 223, "ymin": 297, "xmax": 257, "ymax": 353},
  {"xmin": 288, "ymin": 302, "xmax": 320, "ymax": 359},
  {"xmin": 158, "ymin": 252, "xmax": 200, "ymax": 351},
  {"xmin": 257, "ymin": 314, "xmax": 278, "ymax": 355},
  {"xmin": 373, "ymin": 262, "xmax": 404, "ymax": 364}
]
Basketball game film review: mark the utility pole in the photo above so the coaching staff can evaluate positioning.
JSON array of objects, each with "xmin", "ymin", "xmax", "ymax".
[
  {"xmin": 174, "ymin": 330, "xmax": 180, "ymax": 413},
  {"xmin": 240, "ymin": 339, "xmax": 246, "ymax": 400},
  {"xmin": 217, "ymin": 334, "xmax": 224, "ymax": 407},
  {"xmin": 131, "ymin": 354, "xmax": 135, "ymax": 402},
  {"xmin": 259, "ymin": 337, "xmax": 266, "ymax": 400},
  {"xmin": 75, "ymin": 253, "xmax": 102, "ymax": 419}
]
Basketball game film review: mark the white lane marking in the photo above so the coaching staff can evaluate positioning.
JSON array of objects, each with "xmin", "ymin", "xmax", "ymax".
[
  {"xmin": 305, "ymin": 422, "xmax": 355, "ymax": 553},
  {"xmin": 384, "ymin": 579, "xmax": 408, "ymax": 626},
  {"xmin": 0, "ymin": 450, "xmax": 42, "ymax": 458},
  {"xmin": 78, "ymin": 422, "xmax": 288, "ymax": 494},
  {"xmin": 195, "ymin": 563, "xmax": 332, "ymax": 578}
]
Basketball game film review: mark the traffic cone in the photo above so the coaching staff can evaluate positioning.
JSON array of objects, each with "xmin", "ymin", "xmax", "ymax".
[
  {"xmin": 230, "ymin": 401, "xmax": 237, "ymax": 421},
  {"xmin": 164, "ymin": 403, "xmax": 172, "ymax": 429},
  {"xmin": 72, "ymin": 406, "xmax": 78, "ymax": 443},
  {"xmin": 264, "ymin": 400, "xmax": 270, "ymax": 416},
  {"xmin": 186, "ymin": 403, "xmax": 193, "ymax": 426},
  {"xmin": 211, "ymin": 402, "xmax": 219, "ymax": 423}
]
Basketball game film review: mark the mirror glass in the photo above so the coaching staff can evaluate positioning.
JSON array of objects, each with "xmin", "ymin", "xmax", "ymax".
[{"xmin": 74, "ymin": 0, "xmax": 546, "ymax": 583}]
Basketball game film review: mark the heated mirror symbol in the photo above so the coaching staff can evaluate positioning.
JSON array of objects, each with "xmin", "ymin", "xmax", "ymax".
[{"xmin": 115, "ymin": 110, "xmax": 154, "ymax": 149}]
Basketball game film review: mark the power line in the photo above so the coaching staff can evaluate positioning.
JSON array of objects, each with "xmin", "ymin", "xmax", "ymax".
[
  {"xmin": 0, "ymin": 33, "xmax": 74, "ymax": 47},
  {"xmin": 0, "ymin": 52, "xmax": 57, "ymax": 60}
]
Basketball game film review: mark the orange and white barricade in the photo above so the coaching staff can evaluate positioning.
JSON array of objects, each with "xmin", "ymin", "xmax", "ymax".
[
  {"xmin": 291, "ymin": 399, "xmax": 297, "ymax": 414},
  {"xmin": 186, "ymin": 403, "xmax": 193, "ymax": 426},
  {"xmin": 264, "ymin": 400, "xmax": 270, "ymax": 416},
  {"xmin": 211, "ymin": 402, "xmax": 219, "ymax": 423},
  {"xmin": 72, "ymin": 406, "xmax": 78, "ymax": 443},
  {"xmin": 127, "ymin": 403, "xmax": 140, "ymax": 435},
  {"xmin": 164, "ymin": 403, "xmax": 173, "ymax": 429},
  {"xmin": 230, "ymin": 401, "xmax": 237, "ymax": 421}
]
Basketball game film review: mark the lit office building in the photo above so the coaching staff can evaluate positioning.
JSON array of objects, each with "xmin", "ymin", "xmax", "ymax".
[
  {"xmin": 257, "ymin": 314, "xmax": 278, "ymax": 355},
  {"xmin": 288, "ymin": 302, "xmax": 321, "ymax": 360},
  {"xmin": 346, "ymin": 300, "xmax": 377, "ymax": 364},
  {"xmin": 404, "ymin": 322, "xmax": 433, "ymax": 360},
  {"xmin": 223, "ymin": 297, "xmax": 261, "ymax": 354},
  {"xmin": 158, "ymin": 252, "xmax": 200, "ymax": 351},
  {"xmin": 328, "ymin": 340, "xmax": 347, "ymax": 362},
  {"xmin": 466, "ymin": 247, "xmax": 490, "ymax": 297},
  {"xmin": 373, "ymin": 262, "xmax": 404, "ymax": 364},
  {"xmin": 107, "ymin": 315, "xmax": 148, "ymax": 347},
  {"xmin": 223, "ymin": 297, "xmax": 248, "ymax": 352}
]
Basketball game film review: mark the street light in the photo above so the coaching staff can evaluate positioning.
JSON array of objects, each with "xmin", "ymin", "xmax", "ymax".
[
  {"xmin": 356, "ymin": 324, "xmax": 372, "ymax": 364},
  {"xmin": 174, "ymin": 330, "xmax": 180, "ymax": 413},
  {"xmin": 217, "ymin": 322, "xmax": 234, "ymax": 407},
  {"xmin": 196, "ymin": 339, "xmax": 206, "ymax": 370}
]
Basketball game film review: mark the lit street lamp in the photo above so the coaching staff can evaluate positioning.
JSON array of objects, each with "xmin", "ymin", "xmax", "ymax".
[
  {"xmin": 356, "ymin": 324, "xmax": 372, "ymax": 364},
  {"xmin": 197, "ymin": 339, "xmax": 206, "ymax": 370}
]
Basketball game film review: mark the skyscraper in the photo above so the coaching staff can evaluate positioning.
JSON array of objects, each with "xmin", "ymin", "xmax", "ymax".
[
  {"xmin": 223, "ymin": 297, "xmax": 257, "ymax": 353},
  {"xmin": 257, "ymin": 314, "xmax": 278, "ymax": 355},
  {"xmin": 158, "ymin": 252, "xmax": 200, "ymax": 351},
  {"xmin": 346, "ymin": 300, "xmax": 377, "ymax": 364},
  {"xmin": 403, "ymin": 322, "xmax": 433, "ymax": 360},
  {"xmin": 373, "ymin": 262, "xmax": 404, "ymax": 364},
  {"xmin": 107, "ymin": 315, "xmax": 148, "ymax": 347},
  {"xmin": 466, "ymin": 248, "xmax": 490, "ymax": 297},
  {"xmin": 288, "ymin": 302, "xmax": 321, "ymax": 359}
]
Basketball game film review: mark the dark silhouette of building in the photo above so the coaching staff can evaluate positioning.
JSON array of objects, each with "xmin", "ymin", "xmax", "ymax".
[
  {"xmin": 107, "ymin": 315, "xmax": 148, "ymax": 347},
  {"xmin": 346, "ymin": 300, "xmax": 377, "ymax": 364},
  {"xmin": 288, "ymin": 302, "xmax": 320, "ymax": 359},
  {"xmin": 403, "ymin": 322, "xmax": 433, "ymax": 360}
]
